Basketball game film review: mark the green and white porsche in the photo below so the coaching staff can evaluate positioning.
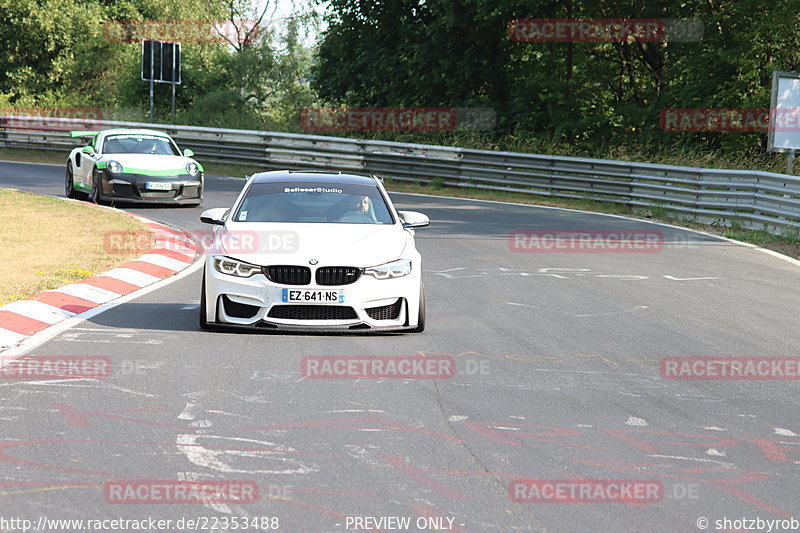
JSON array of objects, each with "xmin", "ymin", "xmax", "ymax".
[{"xmin": 65, "ymin": 128, "xmax": 204, "ymax": 206}]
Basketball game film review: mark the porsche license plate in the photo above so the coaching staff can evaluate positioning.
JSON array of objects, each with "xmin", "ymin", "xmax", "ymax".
[
  {"xmin": 145, "ymin": 182, "xmax": 172, "ymax": 190},
  {"xmin": 282, "ymin": 289, "xmax": 344, "ymax": 304}
]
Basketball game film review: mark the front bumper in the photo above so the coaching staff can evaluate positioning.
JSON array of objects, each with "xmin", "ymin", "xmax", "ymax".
[
  {"xmin": 203, "ymin": 258, "xmax": 422, "ymax": 332},
  {"xmin": 98, "ymin": 171, "xmax": 203, "ymax": 204}
]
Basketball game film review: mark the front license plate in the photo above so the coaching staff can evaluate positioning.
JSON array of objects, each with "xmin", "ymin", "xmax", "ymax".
[
  {"xmin": 145, "ymin": 182, "xmax": 172, "ymax": 190},
  {"xmin": 282, "ymin": 289, "xmax": 344, "ymax": 304}
]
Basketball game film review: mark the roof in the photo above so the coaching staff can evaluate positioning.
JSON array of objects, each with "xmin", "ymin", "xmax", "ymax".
[
  {"xmin": 100, "ymin": 128, "xmax": 172, "ymax": 138},
  {"xmin": 251, "ymin": 170, "xmax": 377, "ymax": 186}
]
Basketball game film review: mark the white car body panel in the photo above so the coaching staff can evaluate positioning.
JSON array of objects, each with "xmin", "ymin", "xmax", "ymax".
[
  {"xmin": 98, "ymin": 153, "xmax": 196, "ymax": 173},
  {"xmin": 220, "ymin": 223, "xmax": 409, "ymax": 266}
]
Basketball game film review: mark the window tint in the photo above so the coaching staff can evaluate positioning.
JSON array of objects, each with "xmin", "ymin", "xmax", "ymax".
[
  {"xmin": 102, "ymin": 134, "xmax": 179, "ymax": 156},
  {"xmin": 234, "ymin": 181, "xmax": 394, "ymax": 225}
]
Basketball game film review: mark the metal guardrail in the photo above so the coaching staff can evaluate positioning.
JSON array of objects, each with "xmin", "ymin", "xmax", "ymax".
[{"xmin": 2, "ymin": 115, "xmax": 799, "ymax": 233}]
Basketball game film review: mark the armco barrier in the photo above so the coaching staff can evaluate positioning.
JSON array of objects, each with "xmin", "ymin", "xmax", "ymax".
[{"xmin": 2, "ymin": 115, "xmax": 799, "ymax": 233}]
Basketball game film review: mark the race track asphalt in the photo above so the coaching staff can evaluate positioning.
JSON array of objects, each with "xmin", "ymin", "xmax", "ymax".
[{"xmin": 1, "ymin": 160, "xmax": 799, "ymax": 532}]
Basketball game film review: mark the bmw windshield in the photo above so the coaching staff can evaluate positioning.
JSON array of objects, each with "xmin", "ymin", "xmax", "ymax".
[{"xmin": 233, "ymin": 181, "xmax": 395, "ymax": 224}]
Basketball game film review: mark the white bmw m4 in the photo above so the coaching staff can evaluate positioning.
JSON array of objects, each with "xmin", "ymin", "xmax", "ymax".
[{"xmin": 199, "ymin": 170, "xmax": 429, "ymax": 332}]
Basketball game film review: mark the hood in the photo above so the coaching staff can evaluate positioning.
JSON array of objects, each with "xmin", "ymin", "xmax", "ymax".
[
  {"xmin": 218, "ymin": 222, "xmax": 409, "ymax": 267},
  {"xmin": 101, "ymin": 154, "xmax": 193, "ymax": 175}
]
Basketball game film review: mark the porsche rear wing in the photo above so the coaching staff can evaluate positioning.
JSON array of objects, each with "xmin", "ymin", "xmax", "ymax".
[{"xmin": 70, "ymin": 130, "xmax": 99, "ymax": 139}]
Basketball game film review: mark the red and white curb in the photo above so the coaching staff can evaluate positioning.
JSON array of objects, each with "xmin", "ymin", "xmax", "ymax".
[{"xmin": 0, "ymin": 213, "xmax": 198, "ymax": 351}]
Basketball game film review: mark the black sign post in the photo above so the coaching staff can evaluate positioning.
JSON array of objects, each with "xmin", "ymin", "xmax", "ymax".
[{"xmin": 141, "ymin": 40, "xmax": 181, "ymax": 122}]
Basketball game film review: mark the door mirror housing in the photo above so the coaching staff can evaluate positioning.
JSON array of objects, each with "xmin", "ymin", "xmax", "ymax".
[
  {"xmin": 398, "ymin": 210, "xmax": 430, "ymax": 228},
  {"xmin": 200, "ymin": 208, "xmax": 228, "ymax": 225},
  {"xmin": 183, "ymin": 148, "xmax": 194, "ymax": 157},
  {"xmin": 81, "ymin": 146, "xmax": 95, "ymax": 155}
]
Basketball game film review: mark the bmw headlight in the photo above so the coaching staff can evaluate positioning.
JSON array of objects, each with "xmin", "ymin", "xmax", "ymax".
[
  {"xmin": 213, "ymin": 256, "xmax": 261, "ymax": 278},
  {"xmin": 364, "ymin": 259, "xmax": 412, "ymax": 280},
  {"xmin": 186, "ymin": 162, "xmax": 199, "ymax": 176},
  {"xmin": 107, "ymin": 160, "xmax": 122, "ymax": 174}
]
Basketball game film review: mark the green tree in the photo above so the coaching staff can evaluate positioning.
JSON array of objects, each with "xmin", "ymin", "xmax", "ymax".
[
  {"xmin": 0, "ymin": 0, "xmax": 105, "ymax": 104},
  {"xmin": 313, "ymin": 0, "xmax": 800, "ymax": 152}
]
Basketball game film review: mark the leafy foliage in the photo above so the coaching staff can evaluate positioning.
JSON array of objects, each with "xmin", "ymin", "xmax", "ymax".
[
  {"xmin": 313, "ymin": 0, "xmax": 800, "ymax": 154},
  {"xmin": 0, "ymin": 0, "xmax": 317, "ymax": 128},
  {"xmin": 2, "ymin": 0, "xmax": 800, "ymax": 164}
]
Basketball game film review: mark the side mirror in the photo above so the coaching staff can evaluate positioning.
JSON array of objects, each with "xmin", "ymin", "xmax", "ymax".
[
  {"xmin": 81, "ymin": 146, "xmax": 95, "ymax": 155},
  {"xmin": 398, "ymin": 210, "xmax": 429, "ymax": 229},
  {"xmin": 200, "ymin": 207, "xmax": 228, "ymax": 226},
  {"xmin": 183, "ymin": 148, "xmax": 194, "ymax": 157}
]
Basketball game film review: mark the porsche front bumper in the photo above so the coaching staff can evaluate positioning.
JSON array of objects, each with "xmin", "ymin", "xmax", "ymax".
[{"xmin": 97, "ymin": 170, "xmax": 203, "ymax": 204}]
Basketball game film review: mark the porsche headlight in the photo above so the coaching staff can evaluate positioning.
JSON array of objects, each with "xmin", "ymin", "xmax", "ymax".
[
  {"xmin": 364, "ymin": 259, "xmax": 412, "ymax": 280},
  {"xmin": 107, "ymin": 160, "xmax": 122, "ymax": 174},
  {"xmin": 213, "ymin": 256, "xmax": 261, "ymax": 278},
  {"xmin": 186, "ymin": 162, "xmax": 199, "ymax": 176}
]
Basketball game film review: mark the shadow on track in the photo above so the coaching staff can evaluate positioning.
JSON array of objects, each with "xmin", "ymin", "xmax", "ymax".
[{"xmin": 85, "ymin": 302, "xmax": 408, "ymax": 337}]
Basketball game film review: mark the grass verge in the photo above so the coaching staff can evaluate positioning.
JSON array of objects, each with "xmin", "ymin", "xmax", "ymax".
[
  {"xmin": 0, "ymin": 189, "xmax": 147, "ymax": 306},
  {"xmin": 0, "ymin": 147, "xmax": 65, "ymax": 166}
]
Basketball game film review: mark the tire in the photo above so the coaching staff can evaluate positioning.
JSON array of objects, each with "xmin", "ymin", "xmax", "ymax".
[
  {"xmin": 89, "ymin": 169, "xmax": 101, "ymax": 204},
  {"xmin": 199, "ymin": 270, "xmax": 213, "ymax": 330},
  {"xmin": 411, "ymin": 283, "xmax": 425, "ymax": 333},
  {"xmin": 65, "ymin": 162, "xmax": 79, "ymax": 199}
]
